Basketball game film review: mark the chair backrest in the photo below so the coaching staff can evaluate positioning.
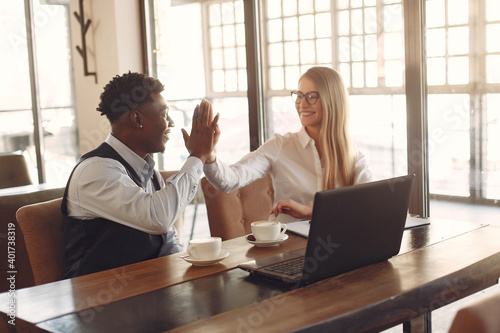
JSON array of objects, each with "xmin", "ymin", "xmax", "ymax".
[
  {"xmin": 159, "ymin": 170, "xmax": 177, "ymax": 180},
  {"xmin": 0, "ymin": 153, "xmax": 32, "ymax": 189},
  {"xmin": 201, "ymin": 175, "xmax": 274, "ymax": 240},
  {"xmin": 16, "ymin": 198, "xmax": 66, "ymax": 285},
  {"xmin": 448, "ymin": 291, "xmax": 500, "ymax": 333},
  {"xmin": 0, "ymin": 187, "xmax": 64, "ymax": 291}
]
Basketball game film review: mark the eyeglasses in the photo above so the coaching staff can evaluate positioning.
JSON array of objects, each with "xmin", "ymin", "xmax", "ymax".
[{"xmin": 291, "ymin": 91, "xmax": 320, "ymax": 105}]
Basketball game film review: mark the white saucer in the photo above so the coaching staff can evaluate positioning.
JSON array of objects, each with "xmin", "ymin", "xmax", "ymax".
[
  {"xmin": 179, "ymin": 249, "xmax": 229, "ymax": 266},
  {"xmin": 245, "ymin": 234, "xmax": 289, "ymax": 247}
]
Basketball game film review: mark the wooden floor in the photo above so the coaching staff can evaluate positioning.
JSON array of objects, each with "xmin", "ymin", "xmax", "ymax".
[{"xmin": 181, "ymin": 199, "xmax": 500, "ymax": 333}]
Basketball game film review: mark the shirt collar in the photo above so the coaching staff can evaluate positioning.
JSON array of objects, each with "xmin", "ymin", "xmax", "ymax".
[
  {"xmin": 298, "ymin": 127, "xmax": 314, "ymax": 148},
  {"xmin": 105, "ymin": 134, "xmax": 156, "ymax": 184}
]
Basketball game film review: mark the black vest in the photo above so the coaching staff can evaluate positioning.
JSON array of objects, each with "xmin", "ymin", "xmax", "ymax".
[{"xmin": 62, "ymin": 143, "xmax": 163, "ymax": 278}]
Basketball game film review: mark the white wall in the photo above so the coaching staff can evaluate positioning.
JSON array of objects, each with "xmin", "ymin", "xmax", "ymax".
[{"xmin": 69, "ymin": 0, "xmax": 143, "ymax": 154}]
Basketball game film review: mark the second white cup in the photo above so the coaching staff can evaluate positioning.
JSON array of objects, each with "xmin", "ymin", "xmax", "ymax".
[
  {"xmin": 251, "ymin": 221, "xmax": 287, "ymax": 241},
  {"xmin": 187, "ymin": 237, "xmax": 222, "ymax": 260}
]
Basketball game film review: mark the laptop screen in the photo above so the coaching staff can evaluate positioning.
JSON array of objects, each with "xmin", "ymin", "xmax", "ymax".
[
  {"xmin": 238, "ymin": 174, "xmax": 415, "ymax": 286},
  {"xmin": 302, "ymin": 174, "xmax": 415, "ymax": 284}
]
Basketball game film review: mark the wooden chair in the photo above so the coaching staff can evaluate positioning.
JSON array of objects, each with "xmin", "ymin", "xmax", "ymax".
[
  {"xmin": 0, "ymin": 153, "xmax": 32, "ymax": 189},
  {"xmin": 448, "ymin": 291, "xmax": 500, "ymax": 333},
  {"xmin": 0, "ymin": 187, "xmax": 64, "ymax": 291},
  {"xmin": 16, "ymin": 198, "xmax": 66, "ymax": 286},
  {"xmin": 201, "ymin": 174, "xmax": 274, "ymax": 240}
]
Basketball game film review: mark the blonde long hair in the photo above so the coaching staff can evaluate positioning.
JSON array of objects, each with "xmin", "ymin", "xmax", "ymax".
[{"xmin": 300, "ymin": 67, "xmax": 357, "ymax": 190}]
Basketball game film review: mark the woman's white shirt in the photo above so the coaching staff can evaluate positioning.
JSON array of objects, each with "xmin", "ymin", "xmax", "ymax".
[{"xmin": 203, "ymin": 127, "xmax": 372, "ymax": 223}]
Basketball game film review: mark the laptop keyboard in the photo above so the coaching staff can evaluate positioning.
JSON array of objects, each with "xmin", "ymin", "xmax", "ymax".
[{"xmin": 264, "ymin": 257, "xmax": 304, "ymax": 276}]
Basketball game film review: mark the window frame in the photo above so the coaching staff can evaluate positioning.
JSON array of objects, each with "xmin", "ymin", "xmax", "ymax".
[
  {"xmin": 0, "ymin": 0, "xmax": 78, "ymax": 184},
  {"xmin": 142, "ymin": 0, "xmax": 500, "ymax": 214}
]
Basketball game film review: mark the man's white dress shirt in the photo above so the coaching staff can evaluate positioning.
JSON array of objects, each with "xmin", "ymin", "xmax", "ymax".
[{"xmin": 66, "ymin": 134, "xmax": 202, "ymax": 253}]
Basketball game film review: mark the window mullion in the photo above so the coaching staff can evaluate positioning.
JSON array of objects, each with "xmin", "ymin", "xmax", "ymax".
[
  {"xmin": 469, "ymin": 0, "xmax": 486, "ymax": 202},
  {"xmin": 403, "ymin": 0, "xmax": 429, "ymax": 217},
  {"xmin": 244, "ymin": 0, "xmax": 265, "ymax": 151},
  {"xmin": 201, "ymin": 3, "xmax": 213, "ymax": 96},
  {"xmin": 23, "ymin": 0, "xmax": 46, "ymax": 183}
]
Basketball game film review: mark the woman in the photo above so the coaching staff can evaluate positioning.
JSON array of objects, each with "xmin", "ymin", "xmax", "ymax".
[{"xmin": 203, "ymin": 66, "xmax": 372, "ymax": 222}]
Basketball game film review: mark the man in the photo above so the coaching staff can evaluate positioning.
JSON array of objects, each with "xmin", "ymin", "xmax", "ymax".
[{"xmin": 62, "ymin": 72, "xmax": 219, "ymax": 278}]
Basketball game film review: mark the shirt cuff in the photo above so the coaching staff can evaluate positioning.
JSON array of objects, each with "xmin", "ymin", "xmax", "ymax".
[
  {"xmin": 181, "ymin": 156, "xmax": 204, "ymax": 179},
  {"xmin": 203, "ymin": 159, "xmax": 219, "ymax": 174}
]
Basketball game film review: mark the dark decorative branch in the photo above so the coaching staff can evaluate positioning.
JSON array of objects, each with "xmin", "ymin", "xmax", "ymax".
[{"xmin": 73, "ymin": 0, "xmax": 97, "ymax": 83}]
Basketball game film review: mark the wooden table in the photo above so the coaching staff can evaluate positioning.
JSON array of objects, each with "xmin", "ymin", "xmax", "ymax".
[
  {"xmin": 0, "ymin": 183, "xmax": 64, "ymax": 196},
  {"xmin": 1, "ymin": 219, "xmax": 500, "ymax": 332}
]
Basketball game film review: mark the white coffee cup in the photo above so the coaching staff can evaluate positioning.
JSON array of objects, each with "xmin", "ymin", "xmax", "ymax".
[
  {"xmin": 251, "ymin": 221, "xmax": 287, "ymax": 241},
  {"xmin": 187, "ymin": 237, "xmax": 222, "ymax": 260}
]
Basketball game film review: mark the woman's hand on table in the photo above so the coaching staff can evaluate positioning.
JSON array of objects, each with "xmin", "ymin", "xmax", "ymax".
[{"xmin": 271, "ymin": 199, "xmax": 312, "ymax": 219}]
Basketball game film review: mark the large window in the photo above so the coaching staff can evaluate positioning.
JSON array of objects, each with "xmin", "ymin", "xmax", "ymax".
[
  {"xmin": 262, "ymin": 0, "xmax": 408, "ymax": 181},
  {"xmin": 426, "ymin": 0, "xmax": 500, "ymax": 204},
  {"xmin": 0, "ymin": 1, "xmax": 78, "ymax": 185},
  {"xmin": 151, "ymin": 0, "xmax": 250, "ymax": 171},
  {"xmin": 148, "ymin": 0, "xmax": 499, "ymax": 209}
]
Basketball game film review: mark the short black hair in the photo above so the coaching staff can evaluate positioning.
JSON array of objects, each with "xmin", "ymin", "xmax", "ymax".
[{"xmin": 96, "ymin": 72, "xmax": 164, "ymax": 122}]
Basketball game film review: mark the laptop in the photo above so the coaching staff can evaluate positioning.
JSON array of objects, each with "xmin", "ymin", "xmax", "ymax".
[{"xmin": 238, "ymin": 174, "xmax": 415, "ymax": 286}]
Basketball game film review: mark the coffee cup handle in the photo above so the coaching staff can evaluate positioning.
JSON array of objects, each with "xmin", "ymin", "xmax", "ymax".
[
  {"xmin": 279, "ymin": 224, "xmax": 287, "ymax": 237},
  {"xmin": 187, "ymin": 245, "xmax": 198, "ymax": 259}
]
